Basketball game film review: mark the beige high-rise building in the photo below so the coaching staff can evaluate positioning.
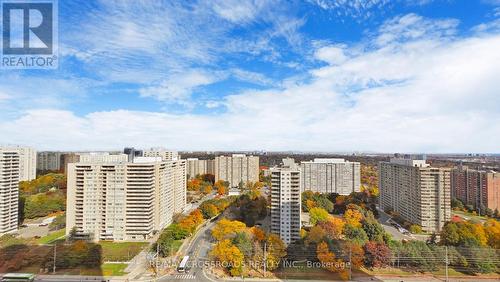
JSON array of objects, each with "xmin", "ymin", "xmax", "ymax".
[
  {"xmin": 2, "ymin": 146, "xmax": 36, "ymax": 181},
  {"xmin": 301, "ymin": 158, "xmax": 360, "ymax": 195},
  {"xmin": 143, "ymin": 148, "xmax": 178, "ymax": 161},
  {"xmin": 66, "ymin": 157, "xmax": 186, "ymax": 242},
  {"xmin": 186, "ymin": 158, "xmax": 215, "ymax": 179},
  {"xmin": 79, "ymin": 153, "xmax": 128, "ymax": 164},
  {"xmin": 0, "ymin": 149, "xmax": 20, "ymax": 235},
  {"xmin": 214, "ymin": 154, "xmax": 259, "ymax": 187},
  {"xmin": 270, "ymin": 162, "xmax": 301, "ymax": 245},
  {"xmin": 37, "ymin": 151, "xmax": 62, "ymax": 171},
  {"xmin": 379, "ymin": 157, "xmax": 451, "ymax": 233}
]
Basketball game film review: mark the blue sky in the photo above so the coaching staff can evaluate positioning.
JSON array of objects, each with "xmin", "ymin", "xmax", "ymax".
[{"xmin": 0, "ymin": 0, "xmax": 499, "ymax": 152}]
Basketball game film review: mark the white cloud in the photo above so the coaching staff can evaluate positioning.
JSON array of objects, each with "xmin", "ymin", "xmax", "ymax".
[
  {"xmin": 314, "ymin": 45, "xmax": 348, "ymax": 64},
  {"xmin": 139, "ymin": 70, "xmax": 222, "ymax": 104}
]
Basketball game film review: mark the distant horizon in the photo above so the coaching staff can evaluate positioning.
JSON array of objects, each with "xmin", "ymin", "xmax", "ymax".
[{"xmin": 5, "ymin": 145, "xmax": 498, "ymax": 156}]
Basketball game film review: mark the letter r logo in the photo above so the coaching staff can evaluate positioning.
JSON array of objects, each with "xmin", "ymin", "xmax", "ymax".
[{"xmin": 2, "ymin": 1, "xmax": 53, "ymax": 55}]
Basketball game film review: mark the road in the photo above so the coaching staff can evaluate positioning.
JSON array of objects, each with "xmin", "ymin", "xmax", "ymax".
[
  {"xmin": 159, "ymin": 219, "xmax": 218, "ymax": 282},
  {"xmin": 376, "ymin": 208, "xmax": 413, "ymax": 241}
]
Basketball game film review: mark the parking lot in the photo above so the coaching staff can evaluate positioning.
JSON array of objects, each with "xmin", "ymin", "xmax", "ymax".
[{"xmin": 17, "ymin": 217, "xmax": 51, "ymax": 239}]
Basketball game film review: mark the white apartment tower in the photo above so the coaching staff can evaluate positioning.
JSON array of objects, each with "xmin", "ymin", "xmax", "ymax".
[
  {"xmin": 301, "ymin": 158, "xmax": 360, "ymax": 195},
  {"xmin": 379, "ymin": 157, "xmax": 451, "ymax": 232},
  {"xmin": 143, "ymin": 148, "xmax": 179, "ymax": 161},
  {"xmin": 2, "ymin": 146, "xmax": 36, "ymax": 181},
  {"xmin": 66, "ymin": 157, "xmax": 186, "ymax": 242},
  {"xmin": 0, "ymin": 149, "xmax": 20, "ymax": 235},
  {"xmin": 214, "ymin": 154, "xmax": 259, "ymax": 187},
  {"xmin": 270, "ymin": 164, "xmax": 301, "ymax": 245}
]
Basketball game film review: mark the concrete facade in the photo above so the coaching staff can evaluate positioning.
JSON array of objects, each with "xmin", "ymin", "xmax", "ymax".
[
  {"xmin": 214, "ymin": 154, "xmax": 259, "ymax": 188},
  {"xmin": 37, "ymin": 151, "xmax": 62, "ymax": 171},
  {"xmin": 379, "ymin": 158, "xmax": 451, "ymax": 233},
  {"xmin": 270, "ymin": 165, "xmax": 301, "ymax": 245},
  {"xmin": 300, "ymin": 158, "xmax": 360, "ymax": 195},
  {"xmin": 66, "ymin": 158, "xmax": 186, "ymax": 242},
  {"xmin": 143, "ymin": 148, "xmax": 179, "ymax": 161},
  {"xmin": 451, "ymin": 165, "xmax": 500, "ymax": 212},
  {"xmin": 0, "ymin": 149, "xmax": 20, "ymax": 235},
  {"xmin": 186, "ymin": 158, "xmax": 215, "ymax": 179}
]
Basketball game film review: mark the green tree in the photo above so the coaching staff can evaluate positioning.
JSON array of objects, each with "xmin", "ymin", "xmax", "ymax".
[
  {"xmin": 343, "ymin": 224, "xmax": 368, "ymax": 245},
  {"xmin": 309, "ymin": 207, "xmax": 330, "ymax": 225}
]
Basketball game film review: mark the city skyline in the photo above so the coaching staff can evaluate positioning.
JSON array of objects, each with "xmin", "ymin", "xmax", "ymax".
[{"xmin": 1, "ymin": 0, "xmax": 499, "ymax": 152}]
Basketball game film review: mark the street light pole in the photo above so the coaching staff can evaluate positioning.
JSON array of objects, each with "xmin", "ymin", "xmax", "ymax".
[{"xmin": 52, "ymin": 244, "xmax": 57, "ymax": 274}]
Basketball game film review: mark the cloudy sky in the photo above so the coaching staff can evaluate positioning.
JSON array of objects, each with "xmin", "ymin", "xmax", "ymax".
[{"xmin": 1, "ymin": 0, "xmax": 499, "ymax": 152}]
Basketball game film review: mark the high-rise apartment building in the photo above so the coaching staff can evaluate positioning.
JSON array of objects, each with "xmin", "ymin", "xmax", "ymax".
[
  {"xmin": 61, "ymin": 153, "xmax": 81, "ymax": 173},
  {"xmin": 214, "ymin": 154, "xmax": 259, "ymax": 187},
  {"xmin": 1, "ymin": 146, "xmax": 36, "ymax": 181},
  {"xmin": 451, "ymin": 165, "xmax": 500, "ymax": 213},
  {"xmin": 301, "ymin": 158, "xmax": 360, "ymax": 195},
  {"xmin": 66, "ymin": 157, "xmax": 186, "ymax": 242},
  {"xmin": 379, "ymin": 157, "xmax": 451, "ymax": 233},
  {"xmin": 37, "ymin": 151, "xmax": 62, "ymax": 171},
  {"xmin": 79, "ymin": 153, "xmax": 128, "ymax": 164},
  {"xmin": 186, "ymin": 158, "xmax": 215, "ymax": 179},
  {"xmin": 270, "ymin": 161, "xmax": 301, "ymax": 245},
  {"xmin": 0, "ymin": 149, "xmax": 20, "ymax": 235},
  {"xmin": 143, "ymin": 148, "xmax": 178, "ymax": 161}
]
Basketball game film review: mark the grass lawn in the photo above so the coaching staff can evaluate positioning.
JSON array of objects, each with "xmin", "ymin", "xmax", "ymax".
[
  {"xmin": 0, "ymin": 234, "xmax": 34, "ymax": 248},
  {"xmin": 101, "ymin": 263, "xmax": 129, "ymax": 276},
  {"xmin": 100, "ymin": 241, "xmax": 149, "ymax": 262},
  {"xmin": 36, "ymin": 228, "xmax": 66, "ymax": 244},
  {"xmin": 171, "ymin": 240, "xmax": 183, "ymax": 254}
]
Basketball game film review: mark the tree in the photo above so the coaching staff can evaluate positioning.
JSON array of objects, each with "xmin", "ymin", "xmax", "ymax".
[
  {"xmin": 309, "ymin": 207, "xmax": 330, "ymax": 225},
  {"xmin": 316, "ymin": 241, "xmax": 337, "ymax": 272},
  {"xmin": 349, "ymin": 243, "xmax": 365, "ymax": 269},
  {"xmin": 362, "ymin": 220, "xmax": 385, "ymax": 243},
  {"xmin": 212, "ymin": 219, "xmax": 247, "ymax": 241},
  {"xmin": 483, "ymin": 219, "xmax": 500, "ymax": 248},
  {"xmin": 232, "ymin": 232, "xmax": 253, "ymax": 259},
  {"xmin": 250, "ymin": 227, "xmax": 266, "ymax": 242},
  {"xmin": 318, "ymin": 217, "xmax": 345, "ymax": 240},
  {"xmin": 363, "ymin": 241, "xmax": 391, "ymax": 268},
  {"xmin": 210, "ymin": 239, "xmax": 245, "ymax": 276},
  {"xmin": 344, "ymin": 208, "xmax": 363, "ymax": 228},
  {"xmin": 266, "ymin": 234, "xmax": 286, "ymax": 271},
  {"xmin": 306, "ymin": 225, "xmax": 326, "ymax": 245},
  {"xmin": 343, "ymin": 224, "xmax": 368, "ymax": 245},
  {"xmin": 199, "ymin": 202, "xmax": 219, "ymax": 219},
  {"xmin": 409, "ymin": 225, "xmax": 423, "ymax": 234}
]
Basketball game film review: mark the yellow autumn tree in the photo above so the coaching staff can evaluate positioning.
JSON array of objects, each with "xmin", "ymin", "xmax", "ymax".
[
  {"xmin": 211, "ymin": 219, "xmax": 247, "ymax": 241},
  {"xmin": 344, "ymin": 208, "xmax": 363, "ymax": 228},
  {"xmin": 210, "ymin": 239, "xmax": 245, "ymax": 276},
  {"xmin": 484, "ymin": 219, "xmax": 500, "ymax": 248}
]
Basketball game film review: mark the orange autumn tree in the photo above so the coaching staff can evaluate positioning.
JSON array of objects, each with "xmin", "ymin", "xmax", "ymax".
[
  {"xmin": 316, "ymin": 241, "xmax": 349, "ymax": 280},
  {"xmin": 318, "ymin": 217, "xmax": 345, "ymax": 240},
  {"xmin": 250, "ymin": 226, "xmax": 266, "ymax": 241},
  {"xmin": 179, "ymin": 209, "xmax": 204, "ymax": 233}
]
